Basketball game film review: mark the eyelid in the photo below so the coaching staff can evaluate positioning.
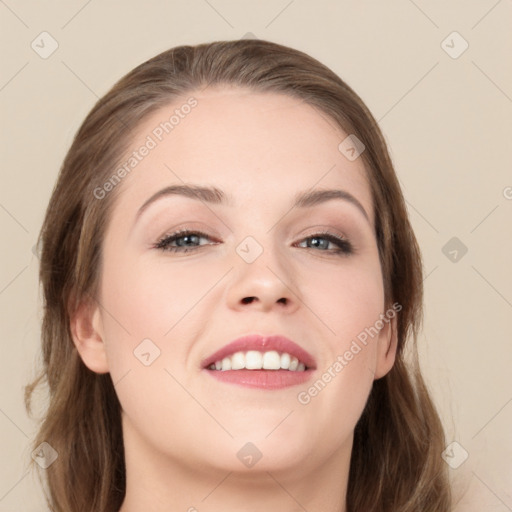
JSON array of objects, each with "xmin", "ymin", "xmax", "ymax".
[
  {"xmin": 153, "ymin": 228, "xmax": 216, "ymax": 250},
  {"xmin": 153, "ymin": 226, "xmax": 355, "ymax": 255},
  {"xmin": 296, "ymin": 228, "xmax": 355, "ymax": 254}
]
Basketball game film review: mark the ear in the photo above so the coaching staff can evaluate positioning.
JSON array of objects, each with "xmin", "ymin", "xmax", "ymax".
[
  {"xmin": 373, "ymin": 313, "xmax": 398, "ymax": 380},
  {"xmin": 69, "ymin": 295, "xmax": 110, "ymax": 374}
]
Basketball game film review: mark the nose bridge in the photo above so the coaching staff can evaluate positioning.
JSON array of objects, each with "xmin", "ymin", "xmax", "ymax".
[
  {"xmin": 226, "ymin": 227, "xmax": 300, "ymax": 311},
  {"xmin": 229, "ymin": 200, "xmax": 285, "ymax": 269}
]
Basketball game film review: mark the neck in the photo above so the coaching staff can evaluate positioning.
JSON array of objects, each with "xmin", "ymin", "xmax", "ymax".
[{"xmin": 118, "ymin": 416, "xmax": 351, "ymax": 512}]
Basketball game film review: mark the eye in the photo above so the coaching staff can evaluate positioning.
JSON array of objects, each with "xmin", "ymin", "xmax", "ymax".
[
  {"xmin": 295, "ymin": 231, "xmax": 353, "ymax": 255},
  {"xmin": 153, "ymin": 229, "xmax": 353, "ymax": 255},
  {"xmin": 153, "ymin": 229, "xmax": 217, "ymax": 253}
]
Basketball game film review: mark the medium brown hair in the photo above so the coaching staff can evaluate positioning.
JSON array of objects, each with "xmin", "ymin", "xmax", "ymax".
[{"xmin": 25, "ymin": 38, "xmax": 452, "ymax": 512}]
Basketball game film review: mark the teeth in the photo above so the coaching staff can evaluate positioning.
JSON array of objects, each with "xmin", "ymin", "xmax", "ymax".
[
  {"xmin": 208, "ymin": 350, "xmax": 308, "ymax": 371},
  {"xmin": 246, "ymin": 350, "xmax": 263, "ymax": 369},
  {"xmin": 231, "ymin": 352, "xmax": 245, "ymax": 370},
  {"xmin": 262, "ymin": 351, "xmax": 281, "ymax": 370}
]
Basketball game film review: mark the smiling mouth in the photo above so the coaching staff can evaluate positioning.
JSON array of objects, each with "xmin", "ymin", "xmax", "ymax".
[{"xmin": 207, "ymin": 350, "xmax": 308, "ymax": 372}]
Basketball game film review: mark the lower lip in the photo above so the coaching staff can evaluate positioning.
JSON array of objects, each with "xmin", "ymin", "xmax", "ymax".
[{"xmin": 204, "ymin": 369, "xmax": 314, "ymax": 389}]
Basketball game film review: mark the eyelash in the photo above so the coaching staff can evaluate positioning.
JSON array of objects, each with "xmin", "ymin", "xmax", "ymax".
[{"xmin": 153, "ymin": 229, "xmax": 354, "ymax": 255}]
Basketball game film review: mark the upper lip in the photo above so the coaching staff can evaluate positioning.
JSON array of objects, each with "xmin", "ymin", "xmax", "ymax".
[{"xmin": 201, "ymin": 334, "xmax": 317, "ymax": 370}]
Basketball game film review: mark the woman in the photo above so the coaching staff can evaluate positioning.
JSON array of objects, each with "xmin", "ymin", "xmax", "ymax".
[{"xmin": 24, "ymin": 38, "xmax": 452, "ymax": 511}]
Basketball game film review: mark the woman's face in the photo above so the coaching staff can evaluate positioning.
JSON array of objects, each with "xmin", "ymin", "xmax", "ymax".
[{"xmin": 77, "ymin": 86, "xmax": 397, "ymax": 479}]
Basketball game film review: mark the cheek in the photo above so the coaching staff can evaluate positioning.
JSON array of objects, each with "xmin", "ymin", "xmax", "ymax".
[
  {"xmin": 295, "ymin": 266, "xmax": 383, "ymax": 443},
  {"xmin": 300, "ymin": 256, "xmax": 385, "ymax": 341},
  {"xmin": 294, "ymin": 257, "xmax": 384, "ymax": 407},
  {"xmin": 98, "ymin": 253, "xmax": 227, "ymax": 383},
  {"xmin": 100, "ymin": 254, "xmax": 209, "ymax": 336},
  {"xmin": 97, "ymin": 261, "xmax": 205, "ymax": 448}
]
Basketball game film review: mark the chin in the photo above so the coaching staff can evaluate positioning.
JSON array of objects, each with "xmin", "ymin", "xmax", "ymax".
[{"xmin": 198, "ymin": 429, "xmax": 318, "ymax": 476}]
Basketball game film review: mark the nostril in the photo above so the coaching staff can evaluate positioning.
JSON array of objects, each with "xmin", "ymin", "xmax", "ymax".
[{"xmin": 242, "ymin": 297, "xmax": 256, "ymax": 304}]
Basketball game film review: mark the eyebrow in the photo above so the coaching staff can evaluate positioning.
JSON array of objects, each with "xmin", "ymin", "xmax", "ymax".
[{"xmin": 134, "ymin": 184, "xmax": 370, "ymax": 225}]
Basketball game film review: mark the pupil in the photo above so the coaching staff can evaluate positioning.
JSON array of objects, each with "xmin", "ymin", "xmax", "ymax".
[
  {"xmin": 311, "ymin": 237, "xmax": 326, "ymax": 249},
  {"xmin": 179, "ymin": 235, "xmax": 197, "ymax": 246}
]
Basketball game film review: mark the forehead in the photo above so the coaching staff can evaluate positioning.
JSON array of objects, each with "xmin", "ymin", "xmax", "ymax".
[{"xmin": 108, "ymin": 87, "xmax": 374, "ymax": 228}]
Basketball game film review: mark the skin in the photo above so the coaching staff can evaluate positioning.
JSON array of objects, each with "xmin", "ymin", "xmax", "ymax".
[{"xmin": 71, "ymin": 86, "xmax": 398, "ymax": 512}]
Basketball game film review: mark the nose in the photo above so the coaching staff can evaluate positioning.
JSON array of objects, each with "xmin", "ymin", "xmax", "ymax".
[{"xmin": 225, "ymin": 242, "xmax": 301, "ymax": 314}]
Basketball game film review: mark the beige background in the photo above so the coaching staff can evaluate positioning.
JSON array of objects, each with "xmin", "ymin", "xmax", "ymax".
[{"xmin": 1, "ymin": 1, "xmax": 511, "ymax": 510}]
